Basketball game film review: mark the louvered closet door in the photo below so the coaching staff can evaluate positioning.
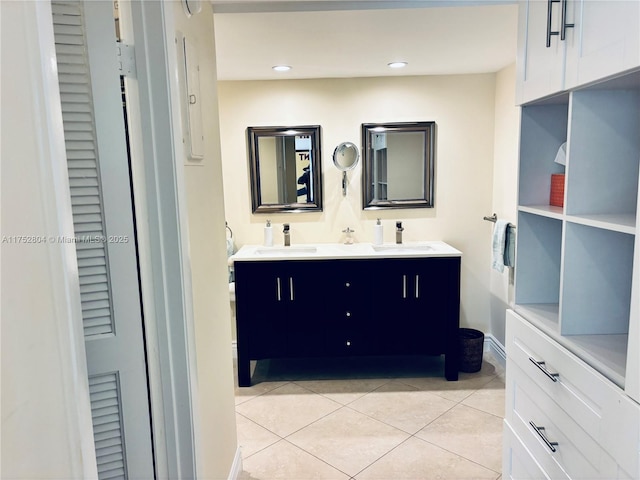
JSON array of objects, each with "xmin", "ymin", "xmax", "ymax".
[{"xmin": 52, "ymin": 2, "xmax": 154, "ymax": 479}]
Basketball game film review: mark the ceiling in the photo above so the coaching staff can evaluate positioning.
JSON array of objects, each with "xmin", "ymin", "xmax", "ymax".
[{"xmin": 210, "ymin": 0, "xmax": 518, "ymax": 81}]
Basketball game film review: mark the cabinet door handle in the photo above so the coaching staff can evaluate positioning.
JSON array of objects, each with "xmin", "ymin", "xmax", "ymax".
[
  {"xmin": 289, "ymin": 277, "xmax": 294, "ymax": 301},
  {"xmin": 560, "ymin": 0, "xmax": 574, "ymax": 40},
  {"xmin": 529, "ymin": 421, "xmax": 558, "ymax": 452},
  {"xmin": 546, "ymin": 0, "xmax": 561, "ymax": 47},
  {"xmin": 415, "ymin": 275, "xmax": 419, "ymax": 299},
  {"xmin": 276, "ymin": 277, "xmax": 281, "ymax": 301},
  {"xmin": 402, "ymin": 275, "xmax": 407, "ymax": 299},
  {"xmin": 529, "ymin": 357, "xmax": 559, "ymax": 382}
]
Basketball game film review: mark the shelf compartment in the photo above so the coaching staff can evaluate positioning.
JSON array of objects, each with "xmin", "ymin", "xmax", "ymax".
[
  {"xmin": 565, "ymin": 88, "xmax": 640, "ymax": 218},
  {"xmin": 514, "ymin": 212, "xmax": 563, "ymax": 326},
  {"xmin": 561, "ymin": 222, "xmax": 634, "ymax": 336},
  {"xmin": 518, "ymin": 102, "xmax": 568, "ymax": 208}
]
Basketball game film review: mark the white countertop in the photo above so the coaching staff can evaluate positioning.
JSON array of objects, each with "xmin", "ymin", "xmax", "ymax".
[{"xmin": 230, "ymin": 241, "xmax": 462, "ymax": 262}]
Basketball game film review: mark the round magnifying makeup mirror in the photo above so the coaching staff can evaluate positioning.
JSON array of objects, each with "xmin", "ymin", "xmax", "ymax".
[{"xmin": 333, "ymin": 142, "xmax": 359, "ymax": 196}]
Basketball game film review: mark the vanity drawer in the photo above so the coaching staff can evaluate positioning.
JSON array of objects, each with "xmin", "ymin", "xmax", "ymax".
[
  {"xmin": 506, "ymin": 310, "xmax": 640, "ymax": 477},
  {"xmin": 503, "ymin": 420, "xmax": 558, "ymax": 480},
  {"xmin": 507, "ymin": 362, "xmax": 618, "ymax": 479}
]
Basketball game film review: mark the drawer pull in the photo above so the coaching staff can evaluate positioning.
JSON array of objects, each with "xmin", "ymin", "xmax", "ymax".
[
  {"xmin": 529, "ymin": 357, "xmax": 559, "ymax": 382},
  {"xmin": 529, "ymin": 421, "xmax": 558, "ymax": 452},
  {"xmin": 276, "ymin": 277, "xmax": 281, "ymax": 301}
]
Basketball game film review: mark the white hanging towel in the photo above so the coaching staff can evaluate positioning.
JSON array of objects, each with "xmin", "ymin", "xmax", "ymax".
[{"xmin": 491, "ymin": 219, "xmax": 509, "ymax": 273}]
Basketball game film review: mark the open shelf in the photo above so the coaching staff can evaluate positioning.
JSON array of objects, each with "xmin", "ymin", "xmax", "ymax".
[
  {"xmin": 514, "ymin": 212, "xmax": 562, "ymax": 309},
  {"xmin": 566, "ymin": 213, "xmax": 636, "ymax": 234},
  {"xmin": 518, "ymin": 102, "xmax": 568, "ymax": 208},
  {"xmin": 561, "ymin": 223, "xmax": 634, "ymax": 336},
  {"xmin": 566, "ymin": 88, "xmax": 640, "ymax": 219}
]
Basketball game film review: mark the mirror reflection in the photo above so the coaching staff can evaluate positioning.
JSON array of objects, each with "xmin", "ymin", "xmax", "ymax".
[
  {"xmin": 361, "ymin": 122, "xmax": 435, "ymax": 209},
  {"xmin": 247, "ymin": 125, "xmax": 322, "ymax": 213}
]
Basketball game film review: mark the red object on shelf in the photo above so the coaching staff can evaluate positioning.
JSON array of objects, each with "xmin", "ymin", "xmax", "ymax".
[{"xmin": 550, "ymin": 173, "xmax": 565, "ymax": 207}]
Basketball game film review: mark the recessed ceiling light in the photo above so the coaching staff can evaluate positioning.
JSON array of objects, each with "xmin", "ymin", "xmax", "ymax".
[
  {"xmin": 388, "ymin": 61, "xmax": 408, "ymax": 69},
  {"xmin": 272, "ymin": 65, "xmax": 292, "ymax": 72}
]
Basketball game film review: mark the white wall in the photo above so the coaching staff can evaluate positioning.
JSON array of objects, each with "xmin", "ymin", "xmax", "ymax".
[
  {"xmin": 219, "ymin": 74, "xmax": 501, "ymax": 335},
  {"xmin": 172, "ymin": 3, "xmax": 239, "ymax": 478},
  {"xmin": 489, "ymin": 64, "xmax": 520, "ymax": 346},
  {"xmin": 1, "ymin": 2, "xmax": 97, "ymax": 478}
]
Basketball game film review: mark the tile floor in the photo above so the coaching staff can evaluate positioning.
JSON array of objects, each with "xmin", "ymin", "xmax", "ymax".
[{"xmin": 234, "ymin": 353, "xmax": 505, "ymax": 480}]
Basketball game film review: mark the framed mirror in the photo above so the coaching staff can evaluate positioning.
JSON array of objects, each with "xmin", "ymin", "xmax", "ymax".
[
  {"xmin": 361, "ymin": 121, "xmax": 435, "ymax": 209},
  {"xmin": 247, "ymin": 125, "xmax": 323, "ymax": 213}
]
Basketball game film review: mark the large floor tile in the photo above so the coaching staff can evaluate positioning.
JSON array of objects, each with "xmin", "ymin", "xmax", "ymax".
[
  {"xmin": 398, "ymin": 359, "xmax": 501, "ymax": 402},
  {"xmin": 235, "ymin": 380, "xmax": 289, "ymax": 406},
  {"xmin": 462, "ymin": 377, "xmax": 506, "ymax": 418},
  {"xmin": 416, "ymin": 403, "xmax": 503, "ymax": 473},
  {"xmin": 235, "ymin": 383, "xmax": 341, "ymax": 437},
  {"xmin": 356, "ymin": 436, "xmax": 499, "ymax": 480},
  {"xmin": 287, "ymin": 407, "xmax": 410, "ymax": 477},
  {"xmin": 293, "ymin": 378, "xmax": 390, "ymax": 405},
  {"xmin": 240, "ymin": 439, "xmax": 350, "ymax": 480},
  {"xmin": 235, "ymin": 413, "xmax": 280, "ymax": 458},
  {"xmin": 348, "ymin": 381, "xmax": 457, "ymax": 434}
]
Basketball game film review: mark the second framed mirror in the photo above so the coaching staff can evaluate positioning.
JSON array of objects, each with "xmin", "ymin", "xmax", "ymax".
[{"xmin": 361, "ymin": 121, "xmax": 435, "ymax": 209}]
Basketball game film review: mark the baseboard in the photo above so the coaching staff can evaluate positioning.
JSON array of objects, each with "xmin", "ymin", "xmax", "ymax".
[
  {"xmin": 484, "ymin": 334, "xmax": 506, "ymax": 368},
  {"xmin": 227, "ymin": 446, "xmax": 243, "ymax": 480}
]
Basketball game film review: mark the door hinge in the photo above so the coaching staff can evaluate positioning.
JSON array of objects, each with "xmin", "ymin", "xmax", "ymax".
[{"xmin": 116, "ymin": 41, "xmax": 136, "ymax": 77}]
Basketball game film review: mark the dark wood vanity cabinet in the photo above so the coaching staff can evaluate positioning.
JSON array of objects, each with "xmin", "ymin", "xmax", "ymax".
[{"xmin": 234, "ymin": 256, "xmax": 460, "ymax": 386}]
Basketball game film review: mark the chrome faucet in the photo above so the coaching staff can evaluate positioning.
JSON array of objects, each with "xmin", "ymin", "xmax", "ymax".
[
  {"xmin": 396, "ymin": 221, "xmax": 404, "ymax": 244},
  {"xmin": 283, "ymin": 223, "xmax": 290, "ymax": 246}
]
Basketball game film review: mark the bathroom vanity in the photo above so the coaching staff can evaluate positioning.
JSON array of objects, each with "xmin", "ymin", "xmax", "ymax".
[{"xmin": 231, "ymin": 242, "xmax": 461, "ymax": 386}]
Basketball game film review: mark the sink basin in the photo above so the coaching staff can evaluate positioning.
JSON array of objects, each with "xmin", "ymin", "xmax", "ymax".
[
  {"xmin": 372, "ymin": 244, "xmax": 434, "ymax": 253},
  {"xmin": 255, "ymin": 246, "xmax": 318, "ymax": 255}
]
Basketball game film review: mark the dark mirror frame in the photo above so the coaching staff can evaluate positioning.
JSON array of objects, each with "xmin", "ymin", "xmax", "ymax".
[
  {"xmin": 361, "ymin": 121, "xmax": 436, "ymax": 210},
  {"xmin": 247, "ymin": 125, "xmax": 323, "ymax": 214}
]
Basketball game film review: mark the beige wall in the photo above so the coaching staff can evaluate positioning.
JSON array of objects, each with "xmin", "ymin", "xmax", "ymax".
[
  {"xmin": 172, "ymin": 3, "xmax": 238, "ymax": 478},
  {"xmin": 489, "ymin": 63, "xmax": 520, "ymax": 346},
  {"xmin": 219, "ymin": 73, "xmax": 505, "ymax": 335}
]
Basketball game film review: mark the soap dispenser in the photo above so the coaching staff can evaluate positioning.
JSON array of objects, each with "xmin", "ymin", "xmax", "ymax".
[
  {"xmin": 263, "ymin": 219, "xmax": 273, "ymax": 247},
  {"xmin": 373, "ymin": 218, "xmax": 383, "ymax": 245}
]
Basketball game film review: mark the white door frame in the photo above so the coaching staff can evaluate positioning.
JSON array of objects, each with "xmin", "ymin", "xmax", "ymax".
[{"xmin": 117, "ymin": 1, "xmax": 199, "ymax": 478}]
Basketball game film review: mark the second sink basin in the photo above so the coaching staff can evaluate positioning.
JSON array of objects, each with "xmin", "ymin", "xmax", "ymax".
[
  {"xmin": 255, "ymin": 246, "xmax": 318, "ymax": 255},
  {"xmin": 372, "ymin": 244, "xmax": 434, "ymax": 253}
]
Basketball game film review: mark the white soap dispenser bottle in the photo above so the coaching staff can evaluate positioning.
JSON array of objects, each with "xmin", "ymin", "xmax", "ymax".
[
  {"xmin": 373, "ymin": 218, "xmax": 383, "ymax": 245},
  {"xmin": 264, "ymin": 219, "xmax": 273, "ymax": 247}
]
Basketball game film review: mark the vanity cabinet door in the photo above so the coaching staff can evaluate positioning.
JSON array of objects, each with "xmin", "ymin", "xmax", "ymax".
[
  {"xmin": 374, "ymin": 257, "xmax": 460, "ymax": 378},
  {"xmin": 284, "ymin": 260, "xmax": 329, "ymax": 357},
  {"xmin": 322, "ymin": 260, "xmax": 375, "ymax": 356},
  {"xmin": 234, "ymin": 261, "xmax": 288, "ymax": 361},
  {"xmin": 235, "ymin": 260, "xmax": 327, "ymax": 362}
]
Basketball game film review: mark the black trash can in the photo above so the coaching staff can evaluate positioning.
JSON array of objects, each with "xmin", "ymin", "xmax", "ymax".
[{"xmin": 459, "ymin": 328, "xmax": 484, "ymax": 373}]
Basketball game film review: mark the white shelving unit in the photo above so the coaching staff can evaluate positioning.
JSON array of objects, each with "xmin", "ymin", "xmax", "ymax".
[{"xmin": 514, "ymin": 70, "xmax": 640, "ymax": 394}]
